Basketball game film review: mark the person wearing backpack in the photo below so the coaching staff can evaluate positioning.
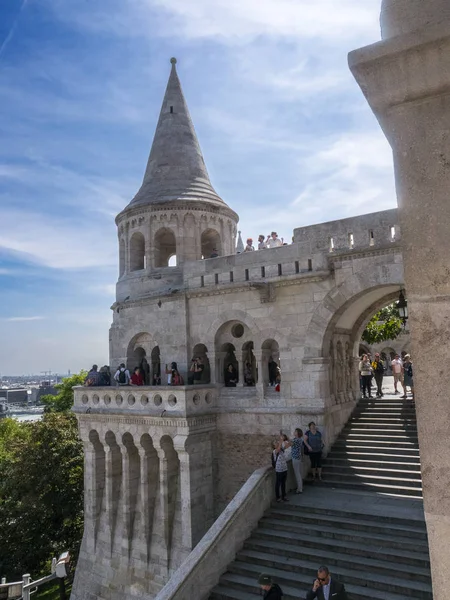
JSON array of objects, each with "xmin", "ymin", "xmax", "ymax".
[
  {"xmin": 114, "ymin": 363, "xmax": 130, "ymax": 386},
  {"xmin": 258, "ymin": 574, "xmax": 283, "ymax": 599},
  {"xmin": 371, "ymin": 352, "xmax": 385, "ymax": 398}
]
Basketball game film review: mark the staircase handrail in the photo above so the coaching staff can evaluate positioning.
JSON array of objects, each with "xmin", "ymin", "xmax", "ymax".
[{"xmin": 155, "ymin": 465, "xmax": 274, "ymax": 600}]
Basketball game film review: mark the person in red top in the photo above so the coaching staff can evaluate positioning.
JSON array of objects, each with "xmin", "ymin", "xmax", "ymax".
[{"xmin": 130, "ymin": 367, "xmax": 144, "ymax": 386}]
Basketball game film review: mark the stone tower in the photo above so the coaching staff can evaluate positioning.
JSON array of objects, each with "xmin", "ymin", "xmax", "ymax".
[{"xmin": 71, "ymin": 59, "xmax": 237, "ymax": 600}]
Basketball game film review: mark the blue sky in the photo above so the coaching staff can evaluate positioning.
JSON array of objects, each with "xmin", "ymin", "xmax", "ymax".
[{"xmin": 0, "ymin": 0, "xmax": 396, "ymax": 375}]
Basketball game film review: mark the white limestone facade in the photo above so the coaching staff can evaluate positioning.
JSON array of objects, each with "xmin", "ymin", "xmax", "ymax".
[{"xmin": 71, "ymin": 58, "xmax": 408, "ymax": 600}]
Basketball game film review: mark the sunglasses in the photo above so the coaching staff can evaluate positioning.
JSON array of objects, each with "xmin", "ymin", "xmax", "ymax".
[{"xmin": 318, "ymin": 577, "xmax": 328, "ymax": 582}]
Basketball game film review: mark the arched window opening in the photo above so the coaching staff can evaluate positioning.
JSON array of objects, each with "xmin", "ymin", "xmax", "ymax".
[
  {"xmin": 190, "ymin": 343, "xmax": 210, "ymax": 383},
  {"xmin": 221, "ymin": 343, "xmax": 238, "ymax": 386},
  {"xmin": 119, "ymin": 238, "xmax": 125, "ymax": 277},
  {"xmin": 168, "ymin": 254, "xmax": 177, "ymax": 267},
  {"xmin": 151, "ymin": 346, "xmax": 161, "ymax": 386},
  {"xmin": 242, "ymin": 341, "xmax": 257, "ymax": 386},
  {"xmin": 154, "ymin": 228, "xmax": 177, "ymax": 268},
  {"xmin": 262, "ymin": 339, "xmax": 280, "ymax": 387},
  {"xmin": 201, "ymin": 228, "xmax": 222, "ymax": 260},
  {"xmin": 130, "ymin": 232, "xmax": 146, "ymax": 272}
]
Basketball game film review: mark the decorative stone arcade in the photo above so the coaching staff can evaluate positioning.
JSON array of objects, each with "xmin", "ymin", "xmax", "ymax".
[{"xmin": 72, "ymin": 386, "xmax": 216, "ymax": 600}]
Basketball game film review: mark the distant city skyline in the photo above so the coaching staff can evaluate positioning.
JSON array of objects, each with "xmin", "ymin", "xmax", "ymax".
[{"xmin": 0, "ymin": 0, "xmax": 396, "ymax": 372}]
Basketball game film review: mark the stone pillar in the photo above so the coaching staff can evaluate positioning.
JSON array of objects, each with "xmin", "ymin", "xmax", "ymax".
[
  {"xmin": 349, "ymin": 4, "xmax": 450, "ymax": 595},
  {"xmin": 254, "ymin": 352, "xmax": 264, "ymax": 397},
  {"xmin": 208, "ymin": 351, "xmax": 216, "ymax": 383},
  {"xmin": 238, "ymin": 354, "xmax": 245, "ymax": 387},
  {"xmin": 216, "ymin": 351, "xmax": 226, "ymax": 384}
]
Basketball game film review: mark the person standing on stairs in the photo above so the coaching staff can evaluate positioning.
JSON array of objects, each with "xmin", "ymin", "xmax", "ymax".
[
  {"xmin": 258, "ymin": 574, "xmax": 283, "ymax": 599},
  {"xmin": 305, "ymin": 566, "xmax": 348, "ymax": 600},
  {"xmin": 359, "ymin": 354, "xmax": 373, "ymax": 398},
  {"xmin": 402, "ymin": 354, "xmax": 415, "ymax": 400},
  {"xmin": 272, "ymin": 435, "xmax": 290, "ymax": 502},
  {"xmin": 391, "ymin": 353, "xmax": 404, "ymax": 394},
  {"xmin": 304, "ymin": 422, "xmax": 324, "ymax": 481},
  {"xmin": 291, "ymin": 428, "xmax": 304, "ymax": 493},
  {"xmin": 371, "ymin": 352, "xmax": 385, "ymax": 398}
]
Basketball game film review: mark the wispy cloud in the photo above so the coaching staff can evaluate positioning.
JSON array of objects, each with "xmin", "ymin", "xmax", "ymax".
[
  {"xmin": 0, "ymin": 0, "xmax": 29, "ymax": 61},
  {"xmin": 5, "ymin": 316, "xmax": 45, "ymax": 322}
]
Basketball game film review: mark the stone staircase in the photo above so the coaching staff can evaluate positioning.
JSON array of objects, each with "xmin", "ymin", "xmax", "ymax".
[
  {"xmin": 322, "ymin": 395, "xmax": 422, "ymax": 498},
  {"xmin": 209, "ymin": 393, "xmax": 432, "ymax": 600}
]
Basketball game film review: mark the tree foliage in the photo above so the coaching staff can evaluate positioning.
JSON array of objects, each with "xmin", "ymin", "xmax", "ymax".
[
  {"xmin": 41, "ymin": 372, "xmax": 86, "ymax": 413},
  {"xmin": 362, "ymin": 304, "xmax": 404, "ymax": 345},
  {"xmin": 0, "ymin": 374, "xmax": 85, "ymax": 581}
]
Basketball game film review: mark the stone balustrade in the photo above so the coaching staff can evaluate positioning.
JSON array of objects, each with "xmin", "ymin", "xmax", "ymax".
[
  {"xmin": 73, "ymin": 385, "xmax": 217, "ymax": 418},
  {"xmin": 294, "ymin": 208, "xmax": 400, "ymax": 253}
]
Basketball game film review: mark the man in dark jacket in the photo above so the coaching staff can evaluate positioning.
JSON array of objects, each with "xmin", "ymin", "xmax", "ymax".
[
  {"xmin": 306, "ymin": 566, "xmax": 348, "ymax": 600},
  {"xmin": 258, "ymin": 574, "xmax": 283, "ymax": 599}
]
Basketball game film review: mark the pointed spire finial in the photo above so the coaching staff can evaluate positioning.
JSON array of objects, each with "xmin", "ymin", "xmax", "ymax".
[{"xmin": 236, "ymin": 231, "xmax": 244, "ymax": 254}]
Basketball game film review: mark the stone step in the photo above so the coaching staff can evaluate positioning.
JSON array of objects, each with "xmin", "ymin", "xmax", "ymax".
[
  {"xmin": 343, "ymin": 425, "xmax": 418, "ymax": 434},
  {"xmin": 243, "ymin": 539, "xmax": 431, "ymax": 583},
  {"xmin": 271, "ymin": 503, "xmax": 427, "ymax": 529},
  {"xmin": 325, "ymin": 457, "xmax": 421, "ymax": 470},
  {"xmin": 260, "ymin": 517, "xmax": 429, "ymax": 550},
  {"xmin": 209, "ymin": 572, "xmax": 430, "ymax": 600},
  {"xmin": 330, "ymin": 449, "xmax": 421, "ymax": 462},
  {"xmin": 332, "ymin": 442, "xmax": 420, "ymax": 454},
  {"xmin": 323, "ymin": 464, "xmax": 422, "ymax": 478},
  {"xmin": 320, "ymin": 477, "xmax": 423, "ymax": 498},
  {"xmin": 229, "ymin": 555, "xmax": 432, "ymax": 599},
  {"xmin": 268, "ymin": 506, "xmax": 427, "ymax": 538},
  {"xmin": 253, "ymin": 527, "xmax": 429, "ymax": 568},
  {"xmin": 341, "ymin": 432, "xmax": 418, "ymax": 443}
]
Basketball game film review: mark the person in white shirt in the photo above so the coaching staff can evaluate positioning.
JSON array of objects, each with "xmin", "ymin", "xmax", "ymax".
[
  {"xmin": 114, "ymin": 363, "xmax": 131, "ymax": 386},
  {"xmin": 266, "ymin": 232, "xmax": 283, "ymax": 248},
  {"xmin": 391, "ymin": 353, "xmax": 404, "ymax": 394}
]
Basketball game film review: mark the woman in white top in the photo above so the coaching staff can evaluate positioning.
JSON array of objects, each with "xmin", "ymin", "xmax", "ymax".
[
  {"xmin": 359, "ymin": 354, "xmax": 373, "ymax": 399},
  {"xmin": 272, "ymin": 435, "xmax": 291, "ymax": 502}
]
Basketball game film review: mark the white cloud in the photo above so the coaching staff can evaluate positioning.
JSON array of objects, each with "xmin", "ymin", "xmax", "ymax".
[
  {"xmin": 5, "ymin": 316, "xmax": 45, "ymax": 322},
  {"xmin": 0, "ymin": 209, "xmax": 117, "ymax": 269}
]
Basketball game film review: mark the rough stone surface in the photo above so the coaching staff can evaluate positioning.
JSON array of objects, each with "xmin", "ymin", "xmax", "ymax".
[{"xmin": 350, "ymin": 3, "xmax": 450, "ymax": 598}]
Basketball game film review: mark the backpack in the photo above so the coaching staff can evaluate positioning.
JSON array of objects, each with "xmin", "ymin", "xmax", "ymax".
[{"xmin": 118, "ymin": 369, "xmax": 127, "ymax": 384}]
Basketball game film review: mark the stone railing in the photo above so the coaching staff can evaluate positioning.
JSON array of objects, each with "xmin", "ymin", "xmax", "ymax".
[
  {"xmin": 183, "ymin": 243, "xmax": 329, "ymax": 292},
  {"xmin": 154, "ymin": 465, "xmax": 274, "ymax": 600},
  {"xmin": 72, "ymin": 385, "xmax": 217, "ymax": 418},
  {"xmin": 294, "ymin": 208, "xmax": 401, "ymax": 253}
]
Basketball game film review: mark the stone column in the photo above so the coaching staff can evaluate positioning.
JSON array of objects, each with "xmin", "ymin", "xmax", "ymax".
[
  {"xmin": 156, "ymin": 448, "xmax": 170, "ymax": 569},
  {"xmin": 349, "ymin": 4, "xmax": 450, "ymax": 594},
  {"xmin": 216, "ymin": 351, "xmax": 227, "ymax": 384},
  {"xmin": 208, "ymin": 351, "xmax": 216, "ymax": 383},
  {"xmin": 82, "ymin": 441, "xmax": 97, "ymax": 552},
  {"xmin": 238, "ymin": 353, "xmax": 245, "ymax": 387},
  {"xmin": 254, "ymin": 352, "xmax": 264, "ymax": 397}
]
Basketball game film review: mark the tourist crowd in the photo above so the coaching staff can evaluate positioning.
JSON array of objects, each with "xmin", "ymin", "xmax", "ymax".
[
  {"xmin": 358, "ymin": 351, "xmax": 414, "ymax": 400},
  {"xmin": 242, "ymin": 232, "xmax": 286, "ymax": 252}
]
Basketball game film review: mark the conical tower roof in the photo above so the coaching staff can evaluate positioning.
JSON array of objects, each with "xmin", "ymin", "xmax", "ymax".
[{"xmin": 126, "ymin": 58, "xmax": 226, "ymax": 210}]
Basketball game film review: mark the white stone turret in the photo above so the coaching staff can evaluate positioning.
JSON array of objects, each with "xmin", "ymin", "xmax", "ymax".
[{"xmin": 115, "ymin": 58, "xmax": 238, "ymax": 283}]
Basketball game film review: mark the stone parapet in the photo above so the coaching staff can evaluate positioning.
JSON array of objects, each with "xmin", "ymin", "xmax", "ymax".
[
  {"xmin": 73, "ymin": 385, "xmax": 217, "ymax": 419},
  {"xmin": 294, "ymin": 209, "xmax": 400, "ymax": 252}
]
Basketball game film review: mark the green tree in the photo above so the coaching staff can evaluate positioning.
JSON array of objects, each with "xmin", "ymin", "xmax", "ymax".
[
  {"xmin": 41, "ymin": 372, "xmax": 86, "ymax": 413},
  {"xmin": 0, "ymin": 413, "xmax": 83, "ymax": 580},
  {"xmin": 362, "ymin": 304, "xmax": 404, "ymax": 345}
]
